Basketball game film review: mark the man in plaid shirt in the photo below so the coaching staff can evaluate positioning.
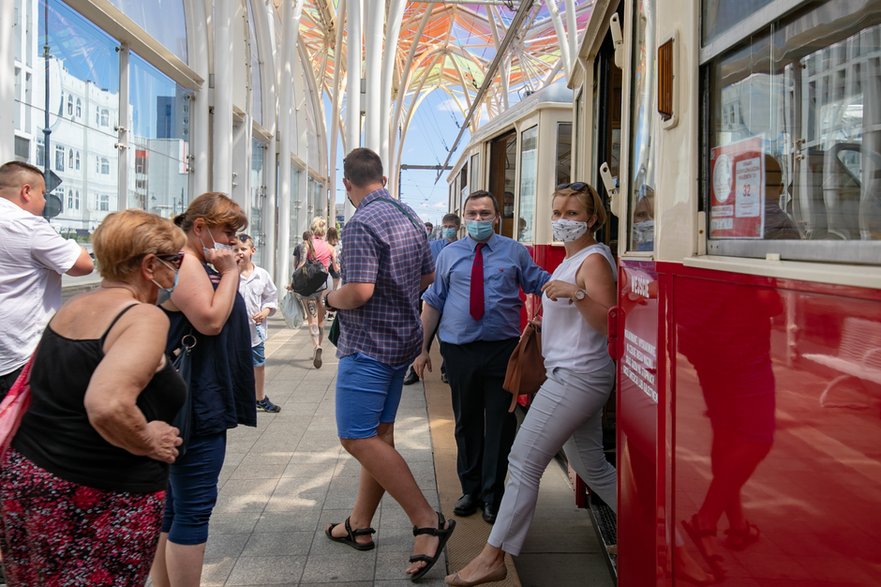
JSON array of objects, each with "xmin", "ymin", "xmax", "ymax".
[{"xmin": 321, "ymin": 148, "xmax": 456, "ymax": 580}]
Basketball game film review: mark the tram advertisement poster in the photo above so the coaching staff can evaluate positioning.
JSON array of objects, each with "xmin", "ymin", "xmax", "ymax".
[{"xmin": 709, "ymin": 136, "xmax": 764, "ymax": 239}]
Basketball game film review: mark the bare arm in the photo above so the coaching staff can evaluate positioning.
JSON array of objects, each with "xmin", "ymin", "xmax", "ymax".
[
  {"xmin": 412, "ymin": 303, "xmax": 441, "ymax": 378},
  {"xmin": 326, "ymin": 282, "xmax": 375, "ymax": 309},
  {"xmin": 84, "ymin": 305, "xmax": 182, "ymax": 463},
  {"xmin": 66, "ymin": 247, "xmax": 94, "ymax": 276},
  {"xmin": 542, "ymin": 254, "xmax": 615, "ymax": 335},
  {"xmin": 169, "ymin": 249, "xmax": 240, "ymax": 335}
]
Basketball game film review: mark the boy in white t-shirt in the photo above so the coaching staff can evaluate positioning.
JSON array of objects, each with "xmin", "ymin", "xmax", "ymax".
[{"xmin": 236, "ymin": 234, "xmax": 280, "ymax": 413}]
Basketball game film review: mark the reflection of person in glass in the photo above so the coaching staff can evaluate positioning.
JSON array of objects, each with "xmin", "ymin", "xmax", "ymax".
[
  {"xmin": 763, "ymin": 155, "xmax": 800, "ymax": 240},
  {"xmin": 678, "ymin": 282, "xmax": 780, "ymax": 581},
  {"xmin": 632, "ymin": 186, "xmax": 654, "ymax": 251}
]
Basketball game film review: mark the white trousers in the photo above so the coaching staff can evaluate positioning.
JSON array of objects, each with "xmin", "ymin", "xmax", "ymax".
[{"xmin": 488, "ymin": 363, "xmax": 616, "ymax": 556}]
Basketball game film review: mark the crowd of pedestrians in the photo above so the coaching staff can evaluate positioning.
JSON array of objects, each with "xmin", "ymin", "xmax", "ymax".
[{"xmin": 0, "ymin": 150, "xmax": 619, "ymax": 586}]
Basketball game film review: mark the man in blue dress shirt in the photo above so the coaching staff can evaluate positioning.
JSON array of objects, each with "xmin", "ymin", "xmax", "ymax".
[
  {"xmin": 413, "ymin": 190, "xmax": 550, "ymax": 524},
  {"xmin": 404, "ymin": 213, "xmax": 461, "ymax": 386}
]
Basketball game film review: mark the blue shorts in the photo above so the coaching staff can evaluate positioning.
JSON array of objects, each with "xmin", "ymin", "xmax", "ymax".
[
  {"xmin": 251, "ymin": 342, "xmax": 266, "ymax": 367},
  {"xmin": 161, "ymin": 432, "xmax": 227, "ymax": 545},
  {"xmin": 335, "ymin": 352, "xmax": 408, "ymax": 439}
]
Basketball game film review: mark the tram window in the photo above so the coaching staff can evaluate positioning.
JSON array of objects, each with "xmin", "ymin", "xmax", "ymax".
[
  {"xmin": 702, "ymin": 0, "xmax": 773, "ymax": 45},
  {"xmin": 556, "ymin": 122, "xmax": 572, "ymax": 186},
  {"xmin": 628, "ymin": 0, "xmax": 657, "ymax": 253},
  {"xmin": 518, "ymin": 125, "xmax": 539, "ymax": 243},
  {"xmin": 470, "ymin": 154, "xmax": 479, "ymax": 189},
  {"xmin": 703, "ymin": 1, "xmax": 881, "ymax": 263}
]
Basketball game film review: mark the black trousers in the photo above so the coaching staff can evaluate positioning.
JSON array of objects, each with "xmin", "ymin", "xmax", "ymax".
[{"xmin": 440, "ymin": 338, "xmax": 518, "ymax": 509}]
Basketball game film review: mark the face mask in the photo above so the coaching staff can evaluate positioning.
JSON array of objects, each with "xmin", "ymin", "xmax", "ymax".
[
  {"xmin": 442, "ymin": 226, "xmax": 457, "ymax": 240},
  {"xmin": 632, "ymin": 220, "xmax": 654, "ymax": 251},
  {"xmin": 552, "ymin": 219, "xmax": 589, "ymax": 242},
  {"xmin": 201, "ymin": 228, "xmax": 234, "ymax": 257},
  {"xmin": 465, "ymin": 220, "xmax": 494, "ymax": 241},
  {"xmin": 504, "ymin": 204, "xmax": 514, "ymax": 216},
  {"xmin": 152, "ymin": 269, "xmax": 179, "ymax": 306}
]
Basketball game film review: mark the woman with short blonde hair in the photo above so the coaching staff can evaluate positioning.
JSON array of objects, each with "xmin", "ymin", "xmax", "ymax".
[{"xmin": 0, "ymin": 209, "xmax": 187, "ymax": 585}]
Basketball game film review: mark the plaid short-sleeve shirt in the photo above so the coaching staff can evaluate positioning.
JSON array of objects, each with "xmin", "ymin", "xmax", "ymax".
[{"xmin": 337, "ymin": 189, "xmax": 434, "ymax": 366}]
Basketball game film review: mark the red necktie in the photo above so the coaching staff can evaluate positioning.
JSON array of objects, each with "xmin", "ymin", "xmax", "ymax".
[{"xmin": 470, "ymin": 243, "xmax": 485, "ymax": 320}]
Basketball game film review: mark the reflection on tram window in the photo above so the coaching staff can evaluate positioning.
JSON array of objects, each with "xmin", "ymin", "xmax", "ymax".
[
  {"xmin": 701, "ymin": 0, "xmax": 774, "ymax": 45},
  {"xmin": 705, "ymin": 5, "xmax": 881, "ymax": 256},
  {"xmin": 632, "ymin": 186, "xmax": 655, "ymax": 251}
]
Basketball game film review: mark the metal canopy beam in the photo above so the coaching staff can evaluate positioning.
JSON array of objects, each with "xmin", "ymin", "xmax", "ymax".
[{"xmin": 435, "ymin": 0, "xmax": 535, "ymax": 182}]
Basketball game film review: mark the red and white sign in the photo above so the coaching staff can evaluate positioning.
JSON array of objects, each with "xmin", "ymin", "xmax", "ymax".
[{"xmin": 709, "ymin": 136, "xmax": 764, "ymax": 239}]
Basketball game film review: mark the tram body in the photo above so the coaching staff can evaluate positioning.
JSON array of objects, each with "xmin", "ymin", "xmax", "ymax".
[
  {"xmin": 575, "ymin": 1, "xmax": 881, "ymax": 585},
  {"xmin": 452, "ymin": 0, "xmax": 881, "ymax": 585}
]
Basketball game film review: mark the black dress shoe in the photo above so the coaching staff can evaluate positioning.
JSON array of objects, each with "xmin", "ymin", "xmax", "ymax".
[
  {"xmin": 403, "ymin": 368, "xmax": 419, "ymax": 385},
  {"xmin": 453, "ymin": 494, "xmax": 480, "ymax": 516},
  {"xmin": 482, "ymin": 503, "xmax": 497, "ymax": 524}
]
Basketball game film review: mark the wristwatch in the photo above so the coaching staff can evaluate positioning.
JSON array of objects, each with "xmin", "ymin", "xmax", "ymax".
[
  {"xmin": 573, "ymin": 289, "xmax": 587, "ymax": 302},
  {"xmin": 323, "ymin": 290, "xmax": 336, "ymax": 310}
]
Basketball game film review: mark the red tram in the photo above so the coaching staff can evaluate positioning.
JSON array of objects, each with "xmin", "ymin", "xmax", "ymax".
[{"xmin": 451, "ymin": 0, "xmax": 881, "ymax": 585}]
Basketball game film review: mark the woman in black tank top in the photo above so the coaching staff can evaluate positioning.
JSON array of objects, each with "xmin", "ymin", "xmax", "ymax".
[{"xmin": 0, "ymin": 210, "xmax": 187, "ymax": 587}]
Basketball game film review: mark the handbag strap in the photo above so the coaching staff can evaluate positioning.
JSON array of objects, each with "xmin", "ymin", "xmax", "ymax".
[{"xmin": 366, "ymin": 196, "xmax": 427, "ymax": 239}]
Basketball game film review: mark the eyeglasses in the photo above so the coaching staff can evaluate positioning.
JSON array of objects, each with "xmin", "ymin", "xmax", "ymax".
[
  {"xmin": 556, "ymin": 182, "xmax": 589, "ymax": 192},
  {"xmin": 156, "ymin": 251, "xmax": 185, "ymax": 269}
]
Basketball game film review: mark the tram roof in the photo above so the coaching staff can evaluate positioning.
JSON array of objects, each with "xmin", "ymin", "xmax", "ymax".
[{"xmin": 289, "ymin": 1, "xmax": 596, "ymax": 125}]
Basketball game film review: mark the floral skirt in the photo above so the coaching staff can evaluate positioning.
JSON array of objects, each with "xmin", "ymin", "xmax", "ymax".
[{"xmin": 0, "ymin": 448, "xmax": 165, "ymax": 586}]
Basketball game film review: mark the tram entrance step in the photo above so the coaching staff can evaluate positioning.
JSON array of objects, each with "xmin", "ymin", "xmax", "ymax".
[{"xmin": 589, "ymin": 496, "xmax": 618, "ymax": 582}]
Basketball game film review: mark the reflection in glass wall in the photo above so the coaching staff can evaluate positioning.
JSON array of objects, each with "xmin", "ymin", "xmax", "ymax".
[
  {"xmin": 250, "ymin": 140, "xmax": 267, "ymax": 266},
  {"xmin": 705, "ymin": 4, "xmax": 881, "ymax": 247},
  {"xmin": 128, "ymin": 52, "xmax": 191, "ymax": 219},
  {"xmin": 628, "ymin": 0, "xmax": 656, "ymax": 252},
  {"xmin": 106, "ymin": 0, "xmax": 188, "ymax": 63},
  {"xmin": 518, "ymin": 125, "xmax": 538, "ymax": 243},
  {"xmin": 22, "ymin": 0, "xmax": 121, "ymax": 240}
]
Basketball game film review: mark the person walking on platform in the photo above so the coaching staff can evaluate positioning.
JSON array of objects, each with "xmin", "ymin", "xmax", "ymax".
[
  {"xmin": 0, "ymin": 160, "xmax": 93, "ymax": 399},
  {"xmin": 413, "ymin": 190, "xmax": 550, "ymax": 525},
  {"xmin": 322, "ymin": 148, "xmax": 456, "ymax": 581},
  {"xmin": 443, "ymin": 182, "xmax": 618, "ymax": 586},
  {"xmin": 403, "ymin": 212, "xmax": 461, "ymax": 386}
]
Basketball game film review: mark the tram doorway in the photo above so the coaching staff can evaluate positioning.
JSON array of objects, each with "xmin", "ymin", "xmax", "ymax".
[{"xmin": 490, "ymin": 130, "xmax": 517, "ymax": 238}]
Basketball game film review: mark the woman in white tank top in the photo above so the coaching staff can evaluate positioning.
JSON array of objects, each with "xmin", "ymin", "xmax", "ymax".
[{"xmin": 446, "ymin": 183, "xmax": 617, "ymax": 586}]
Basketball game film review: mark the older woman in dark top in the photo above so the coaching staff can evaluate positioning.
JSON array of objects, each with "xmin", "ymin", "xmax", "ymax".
[
  {"xmin": 0, "ymin": 209, "xmax": 186, "ymax": 586},
  {"xmin": 150, "ymin": 192, "xmax": 256, "ymax": 587}
]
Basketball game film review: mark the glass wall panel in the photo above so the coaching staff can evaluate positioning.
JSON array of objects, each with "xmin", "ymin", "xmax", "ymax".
[
  {"xmin": 518, "ymin": 125, "xmax": 539, "ymax": 243},
  {"xmin": 629, "ymin": 0, "xmax": 657, "ymax": 252},
  {"xmin": 290, "ymin": 167, "xmax": 302, "ymax": 254},
  {"xmin": 250, "ymin": 139, "xmax": 267, "ymax": 266},
  {"xmin": 128, "ymin": 52, "xmax": 192, "ymax": 219},
  {"xmin": 26, "ymin": 0, "xmax": 121, "ymax": 240},
  {"xmin": 703, "ymin": 2, "xmax": 881, "ymax": 261},
  {"xmin": 106, "ymin": 0, "xmax": 188, "ymax": 63}
]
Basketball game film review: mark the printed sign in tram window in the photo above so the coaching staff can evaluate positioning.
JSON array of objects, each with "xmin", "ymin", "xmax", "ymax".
[{"xmin": 709, "ymin": 136, "xmax": 765, "ymax": 239}]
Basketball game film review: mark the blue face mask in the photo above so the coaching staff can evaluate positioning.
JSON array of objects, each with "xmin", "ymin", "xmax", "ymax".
[
  {"xmin": 465, "ymin": 220, "xmax": 494, "ymax": 241},
  {"xmin": 442, "ymin": 226, "xmax": 457, "ymax": 240},
  {"xmin": 152, "ymin": 260, "xmax": 179, "ymax": 305}
]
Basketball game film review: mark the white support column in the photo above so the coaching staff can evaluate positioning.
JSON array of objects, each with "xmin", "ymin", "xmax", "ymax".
[
  {"xmin": 364, "ymin": 5, "xmax": 383, "ymax": 153},
  {"xmin": 276, "ymin": 0, "xmax": 300, "ymax": 289},
  {"xmin": 213, "ymin": 0, "xmax": 234, "ymax": 193},
  {"xmin": 117, "ymin": 44, "xmax": 130, "ymax": 210},
  {"xmin": 380, "ymin": 0, "xmax": 405, "ymax": 169},
  {"xmin": 547, "ymin": 0, "xmax": 572, "ymax": 75},
  {"xmin": 564, "ymin": 0, "xmax": 578, "ymax": 70},
  {"xmin": 0, "ymin": 0, "xmax": 14, "ymax": 163},
  {"xmin": 345, "ymin": 0, "xmax": 362, "ymax": 219},
  {"xmin": 187, "ymin": 0, "xmax": 210, "ymax": 195},
  {"xmin": 328, "ymin": 0, "xmax": 347, "ymax": 223}
]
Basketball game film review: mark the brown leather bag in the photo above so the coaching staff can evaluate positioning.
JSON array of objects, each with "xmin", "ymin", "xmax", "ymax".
[{"xmin": 502, "ymin": 322, "xmax": 546, "ymax": 412}]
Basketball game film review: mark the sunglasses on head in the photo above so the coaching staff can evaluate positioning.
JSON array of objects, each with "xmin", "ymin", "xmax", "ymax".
[
  {"xmin": 556, "ymin": 182, "xmax": 589, "ymax": 192},
  {"xmin": 238, "ymin": 233, "xmax": 253, "ymax": 243},
  {"xmin": 155, "ymin": 251, "xmax": 185, "ymax": 269}
]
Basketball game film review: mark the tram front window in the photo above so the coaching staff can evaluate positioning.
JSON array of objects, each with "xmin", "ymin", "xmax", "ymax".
[{"xmin": 703, "ymin": 1, "xmax": 881, "ymax": 263}]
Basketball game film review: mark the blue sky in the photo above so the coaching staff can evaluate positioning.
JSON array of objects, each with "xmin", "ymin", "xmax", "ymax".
[{"xmin": 333, "ymin": 89, "xmax": 469, "ymax": 226}]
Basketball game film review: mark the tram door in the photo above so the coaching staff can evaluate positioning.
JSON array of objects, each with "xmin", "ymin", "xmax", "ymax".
[{"xmin": 489, "ymin": 131, "xmax": 517, "ymax": 238}]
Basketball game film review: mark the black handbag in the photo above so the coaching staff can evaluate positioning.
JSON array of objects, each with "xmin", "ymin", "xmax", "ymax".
[
  {"xmin": 291, "ymin": 247, "xmax": 329, "ymax": 296},
  {"xmin": 171, "ymin": 332, "xmax": 197, "ymax": 455}
]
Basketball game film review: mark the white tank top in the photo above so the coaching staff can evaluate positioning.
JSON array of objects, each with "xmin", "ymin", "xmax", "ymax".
[{"xmin": 541, "ymin": 243, "xmax": 617, "ymax": 373}]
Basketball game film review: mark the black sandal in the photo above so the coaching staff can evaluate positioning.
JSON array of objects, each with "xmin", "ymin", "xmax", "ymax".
[
  {"xmin": 408, "ymin": 512, "xmax": 456, "ymax": 582},
  {"xmin": 682, "ymin": 515, "xmax": 726, "ymax": 580},
  {"xmin": 325, "ymin": 516, "xmax": 376, "ymax": 551}
]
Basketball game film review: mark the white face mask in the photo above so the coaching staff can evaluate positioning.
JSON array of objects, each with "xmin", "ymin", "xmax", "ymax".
[
  {"xmin": 201, "ymin": 229, "xmax": 234, "ymax": 257},
  {"xmin": 552, "ymin": 219, "xmax": 589, "ymax": 242}
]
